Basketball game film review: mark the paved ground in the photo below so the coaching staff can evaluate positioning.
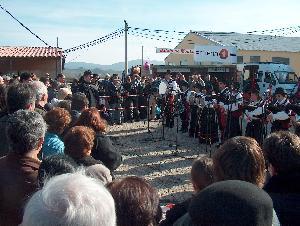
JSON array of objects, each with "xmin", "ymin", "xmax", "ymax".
[{"xmin": 109, "ymin": 120, "xmax": 218, "ymax": 203}]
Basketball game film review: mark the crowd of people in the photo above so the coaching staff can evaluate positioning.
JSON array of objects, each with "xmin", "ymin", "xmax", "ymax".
[{"xmin": 0, "ymin": 70, "xmax": 299, "ymax": 226}]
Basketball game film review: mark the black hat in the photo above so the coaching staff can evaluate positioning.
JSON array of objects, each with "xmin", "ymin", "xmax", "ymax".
[
  {"xmin": 83, "ymin": 70, "xmax": 92, "ymax": 76},
  {"xmin": 188, "ymin": 180, "xmax": 273, "ymax": 226},
  {"xmin": 274, "ymin": 87, "xmax": 286, "ymax": 96}
]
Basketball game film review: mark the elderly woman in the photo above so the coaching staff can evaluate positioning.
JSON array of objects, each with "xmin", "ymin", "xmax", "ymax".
[
  {"xmin": 64, "ymin": 126, "xmax": 104, "ymax": 167},
  {"xmin": 41, "ymin": 108, "xmax": 71, "ymax": 158},
  {"xmin": 74, "ymin": 107, "xmax": 122, "ymax": 170}
]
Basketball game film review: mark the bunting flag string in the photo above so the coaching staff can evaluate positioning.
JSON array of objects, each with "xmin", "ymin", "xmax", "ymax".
[
  {"xmin": 128, "ymin": 30, "xmax": 182, "ymax": 43},
  {"xmin": 247, "ymin": 25, "xmax": 300, "ymax": 35},
  {"xmin": 128, "ymin": 25, "xmax": 300, "ymax": 46},
  {"xmin": 0, "ymin": 3, "xmax": 50, "ymax": 46},
  {"xmin": 64, "ymin": 28, "xmax": 124, "ymax": 54}
]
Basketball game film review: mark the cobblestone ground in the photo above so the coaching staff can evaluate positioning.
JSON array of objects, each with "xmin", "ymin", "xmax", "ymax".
[{"xmin": 108, "ymin": 120, "xmax": 218, "ymax": 204}]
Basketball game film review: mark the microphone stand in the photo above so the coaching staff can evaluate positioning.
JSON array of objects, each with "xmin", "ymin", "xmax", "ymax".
[
  {"xmin": 226, "ymin": 86, "xmax": 234, "ymax": 141},
  {"xmin": 161, "ymin": 94, "xmax": 166, "ymax": 140},
  {"xmin": 147, "ymin": 93, "xmax": 151, "ymax": 133}
]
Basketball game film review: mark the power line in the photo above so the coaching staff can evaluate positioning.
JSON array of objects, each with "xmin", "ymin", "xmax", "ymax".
[{"xmin": 0, "ymin": 3, "xmax": 50, "ymax": 46}]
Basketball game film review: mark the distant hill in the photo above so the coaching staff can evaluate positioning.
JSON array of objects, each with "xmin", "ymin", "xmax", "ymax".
[{"xmin": 65, "ymin": 59, "xmax": 165, "ymax": 71}]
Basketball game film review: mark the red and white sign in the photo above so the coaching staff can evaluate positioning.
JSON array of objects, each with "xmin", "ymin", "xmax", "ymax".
[
  {"xmin": 156, "ymin": 48, "xmax": 194, "ymax": 54},
  {"xmin": 194, "ymin": 45, "xmax": 237, "ymax": 64}
]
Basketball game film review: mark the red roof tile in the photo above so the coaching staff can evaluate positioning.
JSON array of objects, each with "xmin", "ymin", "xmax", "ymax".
[{"xmin": 0, "ymin": 46, "xmax": 63, "ymax": 58}]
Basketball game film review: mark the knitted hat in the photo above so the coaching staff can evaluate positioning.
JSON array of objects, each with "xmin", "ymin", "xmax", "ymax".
[{"xmin": 188, "ymin": 180, "xmax": 273, "ymax": 226}]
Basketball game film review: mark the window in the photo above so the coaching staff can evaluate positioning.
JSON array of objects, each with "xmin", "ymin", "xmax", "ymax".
[
  {"xmin": 250, "ymin": 56, "xmax": 260, "ymax": 63},
  {"xmin": 274, "ymin": 71, "xmax": 297, "ymax": 84},
  {"xmin": 272, "ymin": 57, "xmax": 290, "ymax": 65},
  {"xmin": 237, "ymin": 56, "xmax": 243, "ymax": 64}
]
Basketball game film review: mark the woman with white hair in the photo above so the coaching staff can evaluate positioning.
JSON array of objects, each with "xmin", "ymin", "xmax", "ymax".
[{"xmin": 21, "ymin": 172, "xmax": 116, "ymax": 226}]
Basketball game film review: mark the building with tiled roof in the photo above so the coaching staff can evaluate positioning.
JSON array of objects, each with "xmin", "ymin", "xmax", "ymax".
[
  {"xmin": 0, "ymin": 46, "xmax": 63, "ymax": 77},
  {"xmin": 165, "ymin": 31, "xmax": 300, "ymax": 75}
]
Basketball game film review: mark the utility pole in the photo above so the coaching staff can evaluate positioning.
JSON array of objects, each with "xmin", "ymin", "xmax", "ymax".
[
  {"xmin": 124, "ymin": 20, "xmax": 128, "ymax": 77},
  {"xmin": 56, "ymin": 37, "xmax": 58, "ymax": 77},
  {"xmin": 141, "ymin": 45, "xmax": 144, "ymax": 76}
]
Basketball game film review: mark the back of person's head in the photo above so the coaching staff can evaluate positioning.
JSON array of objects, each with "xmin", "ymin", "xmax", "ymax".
[
  {"xmin": 213, "ymin": 136, "xmax": 265, "ymax": 187},
  {"xmin": 75, "ymin": 107, "xmax": 106, "ymax": 133},
  {"xmin": 38, "ymin": 155, "xmax": 78, "ymax": 187},
  {"xmin": 263, "ymin": 131, "xmax": 300, "ymax": 174},
  {"xmin": 85, "ymin": 164, "xmax": 112, "ymax": 185},
  {"xmin": 21, "ymin": 172, "xmax": 116, "ymax": 226},
  {"xmin": 7, "ymin": 110, "xmax": 46, "ymax": 154},
  {"xmin": 64, "ymin": 126, "xmax": 95, "ymax": 159},
  {"xmin": 188, "ymin": 180, "xmax": 273, "ymax": 226},
  {"xmin": 191, "ymin": 156, "xmax": 214, "ymax": 192},
  {"xmin": 31, "ymin": 81, "xmax": 48, "ymax": 101},
  {"xmin": 108, "ymin": 176, "xmax": 161, "ymax": 226},
  {"xmin": 6, "ymin": 83, "xmax": 36, "ymax": 113},
  {"xmin": 71, "ymin": 92, "xmax": 89, "ymax": 111},
  {"xmin": 44, "ymin": 108, "xmax": 71, "ymax": 135},
  {"xmin": 57, "ymin": 87, "xmax": 72, "ymax": 100},
  {"xmin": 57, "ymin": 100, "xmax": 71, "ymax": 113},
  {"xmin": 20, "ymin": 72, "xmax": 32, "ymax": 83}
]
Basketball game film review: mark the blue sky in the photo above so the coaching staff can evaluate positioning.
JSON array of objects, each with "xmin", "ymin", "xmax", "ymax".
[{"xmin": 1, "ymin": 0, "xmax": 300, "ymax": 64}]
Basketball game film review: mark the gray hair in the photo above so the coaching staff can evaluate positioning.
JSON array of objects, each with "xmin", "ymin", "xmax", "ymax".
[
  {"xmin": 85, "ymin": 164, "xmax": 113, "ymax": 185},
  {"xmin": 31, "ymin": 81, "xmax": 48, "ymax": 101},
  {"xmin": 7, "ymin": 110, "xmax": 46, "ymax": 154},
  {"xmin": 21, "ymin": 172, "xmax": 116, "ymax": 226},
  {"xmin": 6, "ymin": 83, "xmax": 36, "ymax": 113}
]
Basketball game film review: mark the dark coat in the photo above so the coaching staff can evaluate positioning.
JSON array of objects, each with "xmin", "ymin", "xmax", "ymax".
[
  {"xmin": 0, "ymin": 114, "xmax": 10, "ymax": 157},
  {"xmin": 0, "ymin": 153, "xmax": 40, "ymax": 226},
  {"xmin": 91, "ymin": 133, "xmax": 122, "ymax": 170},
  {"xmin": 159, "ymin": 198, "xmax": 192, "ymax": 226},
  {"xmin": 73, "ymin": 155, "xmax": 103, "ymax": 167},
  {"xmin": 264, "ymin": 171, "xmax": 300, "ymax": 226},
  {"xmin": 77, "ymin": 81, "xmax": 99, "ymax": 108}
]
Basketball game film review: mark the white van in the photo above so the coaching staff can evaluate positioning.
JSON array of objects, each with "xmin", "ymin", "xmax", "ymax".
[{"xmin": 239, "ymin": 63, "xmax": 298, "ymax": 96}]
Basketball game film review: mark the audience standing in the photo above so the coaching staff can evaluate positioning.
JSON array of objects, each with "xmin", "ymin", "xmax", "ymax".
[
  {"xmin": 70, "ymin": 92, "xmax": 89, "ymax": 123},
  {"xmin": 37, "ymin": 154, "xmax": 78, "ymax": 187},
  {"xmin": 263, "ymin": 131, "xmax": 300, "ymax": 226},
  {"xmin": 0, "ymin": 110, "xmax": 46, "ymax": 226},
  {"xmin": 74, "ymin": 107, "xmax": 122, "ymax": 170},
  {"xmin": 32, "ymin": 81, "xmax": 48, "ymax": 117},
  {"xmin": 20, "ymin": 172, "xmax": 116, "ymax": 226},
  {"xmin": 108, "ymin": 176, "xmax": 162, "ymax": 226},
  {"xmin": 0, "ymin": 83, "xmax": 36, "ymax": 157},
  {"xmin": 160, "ymin": 157, "xmax": 214, "ymax": 226},
  {"xmin": 77, "ymin": 70, "xmax": 100, "ymax": 108},
  {"xmin": 64, "ymin": 126, "xmax": 105, "ymax": 167},
  {"xmin": 41, "ymin": 108, "xmax": 71, "ymax": 158},
  {"xmin": 188, "ymin": 180, "xmax": 274, "ymax": 226}
]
